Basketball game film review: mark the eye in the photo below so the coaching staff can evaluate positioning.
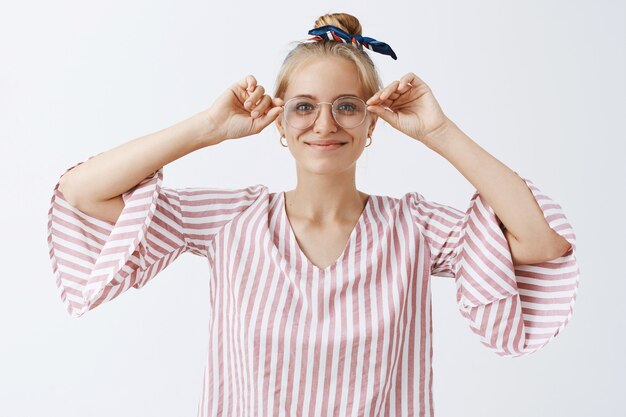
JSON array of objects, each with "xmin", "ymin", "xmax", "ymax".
[
  {"xmin": 295, "ymin": 102, "xmax": 315, "ymax": 111},
  {"xmin": 337, "ymin": 103, "xmax": 358, "ymax": 112}
]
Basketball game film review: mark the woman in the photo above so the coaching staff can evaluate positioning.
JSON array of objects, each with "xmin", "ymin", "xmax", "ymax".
[{"xmin": 48, "ymin": 12, "xmax": 579, "ymax": 417}]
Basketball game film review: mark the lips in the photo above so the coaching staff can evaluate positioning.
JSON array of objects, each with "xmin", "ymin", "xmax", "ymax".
[
  {"xmin": 304, "ymin": 141, "xmax": 347, "ymax": 145},
  {"xmin": 305, "ymin": 142, "xmax": 346, "ymax": 151}
]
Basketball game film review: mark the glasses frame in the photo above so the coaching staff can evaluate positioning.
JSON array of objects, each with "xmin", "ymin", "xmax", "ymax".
[{"xmin": 282, "ymin": 95, "xmax": 369, "ymax": 130}]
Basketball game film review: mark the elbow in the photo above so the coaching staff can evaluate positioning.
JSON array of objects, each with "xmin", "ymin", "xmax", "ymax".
[
  {"xmin": 58, "ymin": 172, "xmax": 69, "ymax": 193},
  {"xmin": 548, "ymin": 235, "xmax": 573, "ymax": 259},
  {"xmin": 509, "ymin": 233, "xmax": 572, "ymax": 265},
  {"xmin": 58, "ymin": 171, "xmax": 82, "ymax": 209}
]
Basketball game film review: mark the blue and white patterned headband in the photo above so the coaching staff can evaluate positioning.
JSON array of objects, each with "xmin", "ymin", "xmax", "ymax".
[{"xmin": 307, "ymin": 25, "xmax": 398, "ymax": 60}]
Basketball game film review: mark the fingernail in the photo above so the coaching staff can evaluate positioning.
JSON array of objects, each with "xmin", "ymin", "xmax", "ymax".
[{"xmin": 251, "ymin": 111, "xmax": 259, "ymax": 118}]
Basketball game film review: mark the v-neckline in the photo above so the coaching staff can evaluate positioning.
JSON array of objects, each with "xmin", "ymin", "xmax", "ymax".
[{"xmin": 280, "ymin": 191, "xmax": 372, "ymax": 272}]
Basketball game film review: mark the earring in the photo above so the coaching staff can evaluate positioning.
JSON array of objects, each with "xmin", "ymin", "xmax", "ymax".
[
  {"xmin": 365, "ymin": 136, "xmax": 372, "ymax": 147},
  {"xmin": 280, "ymin": 135, "xmax": 288, "ymax": 147}
]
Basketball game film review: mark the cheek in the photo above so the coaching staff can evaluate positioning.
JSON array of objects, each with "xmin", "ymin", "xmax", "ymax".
[
  {"xmin": 285, "ymin": 130, "xmax": 302, "ymax": 141},
  {"xmin": 350, "ymin": 127, "xmax": 371, "ymax": 140}
]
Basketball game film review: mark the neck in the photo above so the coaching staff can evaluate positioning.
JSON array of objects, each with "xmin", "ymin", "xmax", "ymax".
[{"xmin": 285, "ymin": 165, "xmax": 369, "ymax": 224}]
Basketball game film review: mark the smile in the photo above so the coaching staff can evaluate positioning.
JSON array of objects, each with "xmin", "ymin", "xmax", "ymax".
[{"xmin": 305, "ymin": 143, "xmax": 346, "ymax": 151}]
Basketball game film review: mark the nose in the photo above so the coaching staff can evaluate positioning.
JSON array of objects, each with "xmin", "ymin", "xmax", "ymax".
[{"xmin": 313, "ymin": 103, "xmax": 338, "ymax": 133}]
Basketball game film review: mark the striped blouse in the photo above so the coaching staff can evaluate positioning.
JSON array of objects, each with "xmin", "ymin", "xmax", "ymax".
[{"xmin": 47, "ymin": 160, "xmax": 579, "ymax": 417}]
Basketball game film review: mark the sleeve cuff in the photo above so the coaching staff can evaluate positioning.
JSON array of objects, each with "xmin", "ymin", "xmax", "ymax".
[{"xmin": 47, "ymin": 160, "xmax": 163, "ymax": 317}]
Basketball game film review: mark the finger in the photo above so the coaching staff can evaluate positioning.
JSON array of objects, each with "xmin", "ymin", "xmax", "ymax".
[
  {"xmin": 397, "ymin": 81, "xmax": 412, "ymax": 94},
  {"xmin": 379, "ymin": 81, "xmax": 400, "ymax": 101},
  {"xmin": 371, "ymin": 95, "xmax": 395, "ymax": 109},
  {"xmin": 237, "ymin": 74, "xmax": 257, "ymax": 92},
  {"xmin": 399, "ymin": 72, "xmax": 424, "ymax": 91},
  {"xmin": 244, "ymin": 85, "xmax": 266, "ymax": 110},
  {"xmin": 406, "ymin": 72, "xmax": 424, "ymax": 85},
  {"xmin": 366, "ymin": 91, "xmax": 382, "ymax": 105},
  {"xmin": 367, "ymin": 87, "xmax": 391, "ymax": 105},
  {"xmin": 366, "ymin": 104, "xmax": 398, "ymax": 127},
  {"xmin": 367, "ymin": 72, "xmax": 425, "ymax": 105},
  {"xmin": 250, "ymin": 94, "xmax": 272, "ymax": 118},
  {"xmin": 245, "ymin": 75, "xmax": 257, "ymax": 92},
  {"xmin": 367, "ymin": 81, "xmax": 400, "ymax": 105},
  {"xmin": 253, "ymin": 105, "xmax": 284, "ymax": 131},
  {"xmin": 234, "ymin": 75, "xmax": 257, "ymax": 104},
  {"xmin": 380, "ymin": 98, "xmax": 394, "ymax": 108},
  {"xmin": 397, "ymin": 73, "xmax": 414, "ymax": 90}
]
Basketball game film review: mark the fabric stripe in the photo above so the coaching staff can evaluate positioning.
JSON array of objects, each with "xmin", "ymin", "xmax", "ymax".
[
  {"xmin": 410, "ymin": 177, "xmax": 579, "ymax": 358},
  {"xmin": 48, "ymin": 160, "xmax": 579, "ymax": 415}
]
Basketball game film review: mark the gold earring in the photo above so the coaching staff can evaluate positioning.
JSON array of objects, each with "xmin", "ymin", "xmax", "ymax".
[
  {"xmin": 365, "ymin": 136, "xmax": 372, "ymax": 147},
  {"xmin": 280, "ymin": 136, "xmax": 288, "ymax": 147}
]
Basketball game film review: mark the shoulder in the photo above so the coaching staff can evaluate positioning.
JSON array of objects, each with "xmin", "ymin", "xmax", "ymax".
[
  {"xmin": 162, "ymin": 183, "xmax": 270, "ymax": 208},
  {"xmin": 171, "ymin": 183, "xmax": 268, "ymax": 195},
  {"xmin": 361, "ymin": 192, "xmax": 423, "ymax": 218},
  {"xmin": 378, "ymin": 191, "xmax": 465, "ymax": 224},
  {"xmin": 370, "ymin": 191, "xmax": 425, "ymax": 207}
]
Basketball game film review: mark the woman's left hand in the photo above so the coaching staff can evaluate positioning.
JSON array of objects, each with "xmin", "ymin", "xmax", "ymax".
[{"xmin": 366, "ymin": 73, "xmax": 451, "ymax": 144}]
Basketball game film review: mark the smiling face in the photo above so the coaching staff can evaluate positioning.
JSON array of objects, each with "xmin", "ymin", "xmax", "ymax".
[{"xmin": 276, "ymin": 55, "xmax": 378, "ymax": 175}]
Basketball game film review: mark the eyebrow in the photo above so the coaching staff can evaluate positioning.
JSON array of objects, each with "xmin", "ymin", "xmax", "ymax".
[{"xmin": 295, "ymin": 93, "xmax": 361, "ymax": 101}]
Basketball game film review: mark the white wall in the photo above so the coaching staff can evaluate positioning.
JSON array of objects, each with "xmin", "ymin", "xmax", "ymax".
[{"xmin": 1, "ymin": 0, "xmax": 623, "ymax": 416}]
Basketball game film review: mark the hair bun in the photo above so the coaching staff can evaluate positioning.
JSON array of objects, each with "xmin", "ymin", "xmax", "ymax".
[{"xmin": 314, "ymin": 12, "xmax": 362, "ymax": 36}]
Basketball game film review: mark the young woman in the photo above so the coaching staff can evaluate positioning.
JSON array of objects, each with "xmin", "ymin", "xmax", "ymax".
[{"xmin": 48, "ymin": 12, "xmax": 579, "ymax": 417}]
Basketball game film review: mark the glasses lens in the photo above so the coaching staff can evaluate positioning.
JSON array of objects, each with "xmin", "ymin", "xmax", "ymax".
[
  {"xmin": 284, "ymin": 96, "xmax": 367, "ymax": 129},
  {"xmin": 333, "ymin": 97, "xmax": 366, "ymax": 128},
  {"xmin": 285, "ymin": 97, "xmax": 318, "ymax": 129}
]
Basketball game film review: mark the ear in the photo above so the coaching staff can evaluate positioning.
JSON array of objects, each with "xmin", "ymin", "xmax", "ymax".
[
  {"xmin": 275, "ymin": 115, "xmax": 285, "ymax": 137},
  {"xmin": 367, "ymin": 113, "xmax": 379, "ymax": 137}
]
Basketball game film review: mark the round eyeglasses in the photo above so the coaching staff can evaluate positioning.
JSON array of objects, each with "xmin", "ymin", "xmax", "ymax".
[{"xmin": 282, "ymin": 96, "xmax": 368, "ymax": 130}]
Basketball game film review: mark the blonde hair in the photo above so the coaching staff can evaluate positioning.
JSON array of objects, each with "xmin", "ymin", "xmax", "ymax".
[{"xmin": 273, "ymin": 13, "xmax": 384, "ymax": 100}]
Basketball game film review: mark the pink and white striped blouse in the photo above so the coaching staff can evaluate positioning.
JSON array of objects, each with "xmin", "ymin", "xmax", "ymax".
[{"xmin": 47, "ymin": 160, "xmax": 579, "ymax": 417}]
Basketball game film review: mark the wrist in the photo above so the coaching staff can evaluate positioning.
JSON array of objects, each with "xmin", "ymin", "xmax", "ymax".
[
  {"xmin": 193, "ymin": 110, "xmax": 226, "ymax": 148},
  {"xmin": 421, "ymin": 117, "xmax": 457, "ymax": 153}
]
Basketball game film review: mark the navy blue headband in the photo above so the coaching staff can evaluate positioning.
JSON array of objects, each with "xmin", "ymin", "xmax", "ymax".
[{"xmin": 307, "ymin": 25, "xmax": 398, "ymax": 60}]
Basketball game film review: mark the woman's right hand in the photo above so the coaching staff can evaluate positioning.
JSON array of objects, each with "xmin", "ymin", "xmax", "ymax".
[{"xmin": 204, "ymin": 75, "xmax": 284, "ymax": 143}]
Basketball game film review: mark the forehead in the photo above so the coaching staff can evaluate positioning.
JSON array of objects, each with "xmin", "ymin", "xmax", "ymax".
[{"xmin": 284, "ymin": 56, "xmax": 365, "ymax": 100}]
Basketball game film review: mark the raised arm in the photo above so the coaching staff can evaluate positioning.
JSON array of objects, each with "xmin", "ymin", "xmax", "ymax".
[
  {"xmin": 58, "ymin": 74, "xmax": 284, "ymax": 224},
  {"xmin": 366, "ymin": 72, "xmax": 572, "ymax": 263},
  {"xmin": 410, "ymin": 183, "xmax": 578, "ymax": 357},
  {"xmin": 370, "ymin": 72, "xmax": 579, "ymax": 356},
  {"xmin": 58, "ymin": 112, "xmax": 215, "ymax": 223},
  {"xmin": 48, "ymin": 75, "xmax": 283, "ymax": 317}
]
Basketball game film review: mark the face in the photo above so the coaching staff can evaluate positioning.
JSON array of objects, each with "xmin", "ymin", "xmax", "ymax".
[{"xmin": 276, "ymin": 56, "xmax": 378, "ymax": 175}]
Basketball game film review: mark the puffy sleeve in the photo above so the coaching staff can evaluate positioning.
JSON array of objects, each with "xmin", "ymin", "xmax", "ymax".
[
  {"xmin": 47, "ymin": 159, "xmax": 265, "ymax": 318},
  {"xmin": 409, "ymin": 176, "xmax": 579, "ymax": 357}
]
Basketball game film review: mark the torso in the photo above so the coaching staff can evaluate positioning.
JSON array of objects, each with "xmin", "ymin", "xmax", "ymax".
[
  {"xmin": 288, "ymin": 221, "xmax": 355, "ymax": 269},
  {"xmin": 284, "ymin": 191, "xmax": 370, "ymax": 270}
]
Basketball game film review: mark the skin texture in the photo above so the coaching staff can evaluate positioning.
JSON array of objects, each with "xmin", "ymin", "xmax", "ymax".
[
  {"xmin": 273, "ymin": 57, "xmax": 379, "ymax": 268},
  {"xmin": 59, "ymin": 54, "xmax": 571, "ymax": 266},
  {"xmin": 365, "ymin": 71, "xmax": 572, "ymax": 265},
  {"xmin": 270, "ymin": 56, "xmax": 571, "ymax": 266},
  {"xmin": 274, "ymin": 57, "xmax": 376, "ymax": 224}
]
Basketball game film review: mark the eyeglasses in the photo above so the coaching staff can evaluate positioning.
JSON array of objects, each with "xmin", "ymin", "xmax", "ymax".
[{"xmin": 283, "ymin": 95, "xmax": 368, "ymax": 130}]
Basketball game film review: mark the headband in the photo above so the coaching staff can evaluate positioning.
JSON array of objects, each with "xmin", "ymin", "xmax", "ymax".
[{"xmin": 307, "ymin": 25, "xmax": 398, "ymax": 60}]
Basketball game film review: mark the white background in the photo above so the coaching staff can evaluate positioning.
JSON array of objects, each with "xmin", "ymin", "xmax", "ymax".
[{"xmin": 1, "ymin": 0, "xmax": 624, "ymax": 416}]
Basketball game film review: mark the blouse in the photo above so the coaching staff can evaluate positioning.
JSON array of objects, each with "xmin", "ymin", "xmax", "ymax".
[{"xmin": 47, "ymin": 159, "xmax": 579, "ymax": 417}]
